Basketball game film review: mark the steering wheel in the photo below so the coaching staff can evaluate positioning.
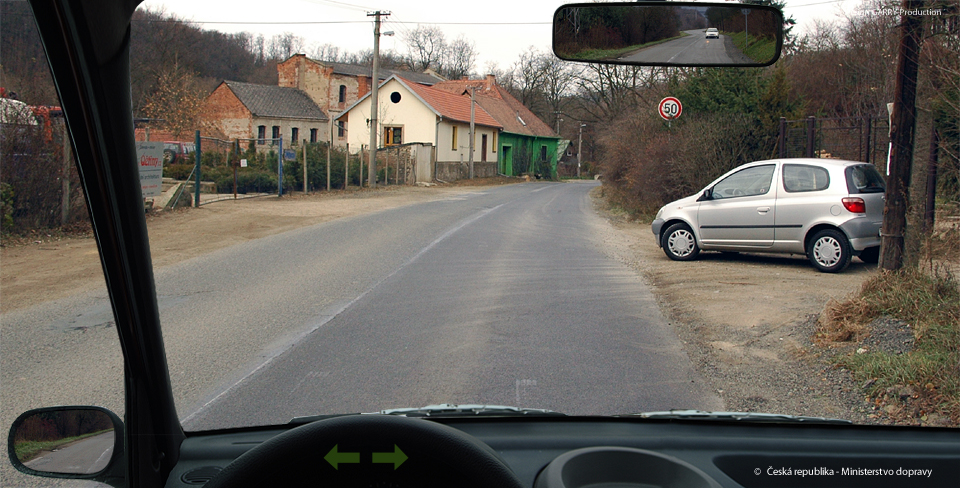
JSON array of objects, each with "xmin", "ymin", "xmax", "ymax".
[
  {"xmin": 733, "ymin": 189, "xmax": 745, "ymax": 196},
  {"xmin": 203, "ymin": 414, "xmax": 525, "ymax": 488}
]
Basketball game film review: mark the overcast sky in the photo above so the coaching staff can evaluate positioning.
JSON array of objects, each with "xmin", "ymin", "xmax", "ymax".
[{"xmin": 138, "ymin": 0, "xmax": 874, "ymax": 73}]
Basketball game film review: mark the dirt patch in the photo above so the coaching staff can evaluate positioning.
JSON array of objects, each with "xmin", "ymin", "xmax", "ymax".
[
  {"xmin": 590, "ymin": 188, "xmax": 881, "ymax": 423},
  {"xmin": 1, "ymin": 182, "xmax": 518, "ymax": 312}
]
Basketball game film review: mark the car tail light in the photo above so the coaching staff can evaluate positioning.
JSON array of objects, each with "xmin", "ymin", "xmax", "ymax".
[{"xmin": 842, "ymin": 197, "xmax": 866, "ymax": 214}]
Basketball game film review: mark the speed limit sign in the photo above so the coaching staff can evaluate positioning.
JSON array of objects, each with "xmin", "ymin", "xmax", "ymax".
[{"xmin": 658, "ymin": 97, "xmax": 682, "ymax": 120}]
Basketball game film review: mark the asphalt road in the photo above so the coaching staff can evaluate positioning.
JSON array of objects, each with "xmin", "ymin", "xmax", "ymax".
[
  {"xmin": 619, "ymin": 30, "xmax": 736, "ymax": 64},
  {"xmin": 178, "ymin": 181, "xmax": 721, "ymax": 430},
  {"xmin": 1, "ymin": 181, "xmax": 722, "ymax": 478},
  {"xmin": 23, "ymin": 432, "xmax": 115, "ymax": 475}
]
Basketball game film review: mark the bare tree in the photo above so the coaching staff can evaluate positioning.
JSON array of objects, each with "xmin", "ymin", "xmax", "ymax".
[
  {"xmin": 511, "ymin": 47, "xmax": 548, "ymax": 110},
  {"xmin": 404, "ymin": 25, "xmax": 447, "ymax": 71},
  {"xmin": 267, "ymin": 32, "xmax": 305, "ymax": 61},
  {"xmin": 540, "ymin": 56, "xmax": 579, "ymax": 132},
  {"xmin": 444, "ymin": 35, "xmax": 478, "ymax": 79}
]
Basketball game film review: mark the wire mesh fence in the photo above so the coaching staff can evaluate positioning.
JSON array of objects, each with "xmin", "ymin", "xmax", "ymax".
[{"xmin": 777, "ymin": 116, "xmax": 889, "ymax": 165}]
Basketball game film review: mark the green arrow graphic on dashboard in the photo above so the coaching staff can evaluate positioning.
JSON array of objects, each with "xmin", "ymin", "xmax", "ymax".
[
  {"xmin": 324, "ymin": 445, "xmax": 360, "ymax": 470},
  {"xmin": 372, "ymin": 445, "xmax": 408, "ymax": 469}
]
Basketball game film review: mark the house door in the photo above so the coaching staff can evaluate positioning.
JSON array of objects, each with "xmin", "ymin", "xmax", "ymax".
[
  {"xmin": 481, "ymin": 134, "xmax": 487, "ymax": 163},
  {"xmin": 501, "ymin": 145, "xmax": 512, "ymax": 175}
]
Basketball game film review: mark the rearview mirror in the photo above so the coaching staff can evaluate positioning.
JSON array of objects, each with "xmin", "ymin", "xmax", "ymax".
[
  {"xmin": 8, "ymin": 406, "xmax": 123, "ymax": 479},
  {"xmin": 553, "ymin": 2, "xmax": 783, "ymax": 67}
]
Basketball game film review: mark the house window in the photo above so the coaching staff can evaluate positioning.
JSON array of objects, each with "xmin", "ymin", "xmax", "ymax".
[
  {"xmin": 451, "ymin": 126, "xmax": 458, "ymax": 150},
  {"xmin": 384, "ymin": 126, "xmax": 402, "ymax": 146},
  {"xmin": 291, "ymin": 127, "xmax": 299, "ymax": 144},
  {"xmin": 338, "ymin": 85, "xmax": 347, "ymax": 103},
  {"xmin": 337, "ymin": 121, "xmax": 345, "ymax": 139},
  {"xmin": 310, "ymin": 128, "xmax": 318, "ymax": 143},
  {"xmin": 257, "ymin": 125, "xmax": 266, "ymax": 144},
  {"xmin": 540, "ymin": 145, "xmax": 548, "ymax": 161},
  {"xmin": 272, "ymin": 126, "xmax": 280, "ymax": 143}
]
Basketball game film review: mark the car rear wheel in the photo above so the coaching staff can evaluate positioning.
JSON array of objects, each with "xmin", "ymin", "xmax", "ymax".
[
  {"xmin": 808, "ymin": 229, "xmax": 851, "ymax": 273},
  {"xmin": 662, "ymin": 223, "xmax": 700, "ymax": 261}
]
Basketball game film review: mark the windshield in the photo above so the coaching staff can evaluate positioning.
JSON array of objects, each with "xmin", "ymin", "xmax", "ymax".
[{"xmin": 1, "ymin": 0, "xmax": 957, "ymax": 456}]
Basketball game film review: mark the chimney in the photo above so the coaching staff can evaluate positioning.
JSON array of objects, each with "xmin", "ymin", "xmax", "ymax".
[{"xmin": 485, "ymin": 74, "xmax": 496, "ymax": 91}]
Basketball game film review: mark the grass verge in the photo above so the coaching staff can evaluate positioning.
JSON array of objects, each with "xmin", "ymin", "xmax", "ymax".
[
  {"xmin": 816, "ymin": 267, "xmax": 959, "ymax": 426},
  {"xmin": 724, "ymin": 31, "xmax": 777, "ymax": 64},
  {"xmin": 14, "ymin": 429, "xmax": 114, "ymax": 463}
]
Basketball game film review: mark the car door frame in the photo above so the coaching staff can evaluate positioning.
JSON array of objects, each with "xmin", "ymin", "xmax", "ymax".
[
  {"xmin": 696, "ymin": 163, "xmax": 779, "ymax": 249},
  {"xmin": 27, "ymin": 0, "xmax": 186, "ymax": 486}
]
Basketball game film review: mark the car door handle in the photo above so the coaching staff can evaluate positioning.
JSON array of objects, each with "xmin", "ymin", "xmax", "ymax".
[{"xmin": 757, "ymin": 207, "xmax": 770, "ymax": 214}]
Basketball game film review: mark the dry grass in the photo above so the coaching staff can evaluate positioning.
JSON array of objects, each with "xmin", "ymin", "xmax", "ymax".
[{"xmin": 816, "ymin": 264, "xmax": 960, "ymax": 426}]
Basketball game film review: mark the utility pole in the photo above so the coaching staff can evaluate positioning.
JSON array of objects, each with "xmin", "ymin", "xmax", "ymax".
[
  {"xmin": 367, "ymin": 10, "xmax": 390, "ymax": 189},
  {"xmin": 469, "ymin": 86, "xmax": 476, "ymax": 179},
  {"xmin": 554, "ymin": 111, "xmax": 563, "ymax": 135},
  {"xmin": 880, "ymin": 0, "xmax": 925, "ymax": 271},
  {"xmin": 577, "ymin": 123, "xmax": 586, "ymax": 179}
]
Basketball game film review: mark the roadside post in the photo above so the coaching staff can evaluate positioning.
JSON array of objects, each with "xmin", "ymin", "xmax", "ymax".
[
  {"xmin": 231, "ymin": 139, "xmax": 241, "ymax": 200},
  {"xmin": 278, "ymin": 137, "xmax": 284, "ymax": 197},
  {"xmin": 194, "ymin": 130, "xmax": 201, "ymax": 207}
]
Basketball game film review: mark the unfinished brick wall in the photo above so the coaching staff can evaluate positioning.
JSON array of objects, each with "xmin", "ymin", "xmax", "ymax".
[{"xmin": 203, "ymin": 83, "xmax": 252, "ymax": 141}]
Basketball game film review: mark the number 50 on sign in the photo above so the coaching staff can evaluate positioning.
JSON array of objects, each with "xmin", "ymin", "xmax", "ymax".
[{"xmin": 658, "ymin": 97, "xmax": 682, "ymax": 121}]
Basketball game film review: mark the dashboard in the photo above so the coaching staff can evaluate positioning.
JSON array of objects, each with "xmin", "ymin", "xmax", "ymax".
[{"xmin": 165, "ymin": 416, "xmax": 960, "ymax": 488}]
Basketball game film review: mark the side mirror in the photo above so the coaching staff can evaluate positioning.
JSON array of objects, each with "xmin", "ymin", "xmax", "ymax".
[
  {"xmin": 8, "ymin": 406, "xmax": 123, "ymax": 482},
  {"xmin": 697, "ymin": 189, "xmax": 713, "ymax": 201}
]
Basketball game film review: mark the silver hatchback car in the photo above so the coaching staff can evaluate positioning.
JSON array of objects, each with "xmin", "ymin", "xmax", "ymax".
[{"xmin": 651, "ymin": 158, "xmax": 885, "ymax": 273}]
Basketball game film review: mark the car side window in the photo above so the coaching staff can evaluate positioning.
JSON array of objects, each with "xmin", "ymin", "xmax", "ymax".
[
  {"xmin": 783, "ymin": 164, "xmax": 830, "ymax": 192},
  {"xmin": 711, "ymin": 164, "xmax": 775, "ymax": 199}
]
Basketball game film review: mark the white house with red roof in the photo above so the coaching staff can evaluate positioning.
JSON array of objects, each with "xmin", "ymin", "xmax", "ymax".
[{"xmin": 336, "ymin": 75, "xmax": 503, "ymax": 181}]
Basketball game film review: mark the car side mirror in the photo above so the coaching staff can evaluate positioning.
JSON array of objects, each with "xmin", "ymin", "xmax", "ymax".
[
  {"xmin": 8, "ymin": 406, "xmax": 124, "ymax": 485},
  {"xmin": 697, "ymin": 189, "xmax": 712, "ymax": 201}
]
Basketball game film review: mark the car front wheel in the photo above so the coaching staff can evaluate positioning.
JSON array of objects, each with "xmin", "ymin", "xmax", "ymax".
[
  {"xmin": 808, "ymin": 229, "xmax": 851, "ymax": 273},
  {"xmin": 661, "ymin": 223, "xmax": 700, "ymax": 261}
]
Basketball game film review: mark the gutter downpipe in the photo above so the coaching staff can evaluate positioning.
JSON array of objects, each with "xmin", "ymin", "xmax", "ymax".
[{"xmin": 435, "ymin": 115, "xmax": 442, "ymax": 182}]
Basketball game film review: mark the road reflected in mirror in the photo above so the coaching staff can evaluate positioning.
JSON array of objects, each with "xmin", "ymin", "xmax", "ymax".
[
  {"xmin": 554, "ymin": 2, "xmax": 783, "ymax": 66},
  {"xmin": 10, "ymin": 408, "xmax": 117, "ymax": 475}
]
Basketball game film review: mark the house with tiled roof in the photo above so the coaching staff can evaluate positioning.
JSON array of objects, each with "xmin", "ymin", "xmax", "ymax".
[
  {"xmin": 203, "ymin": 80, "xmax": 329, "ymax": 148},
  {"xmin": 277, "ymin": 54, "xmax": 445, "ymax": 122},
  {"xmin": 432, "ymin": 76, "xmax": 562, "ymax": 178},
  {"xmin": 336, "ymin": 75, "xmax": 503, "ymax": 181},
  {"xmin": 202, "ymin": 54, "xmax": 445, "ymax": 149}
]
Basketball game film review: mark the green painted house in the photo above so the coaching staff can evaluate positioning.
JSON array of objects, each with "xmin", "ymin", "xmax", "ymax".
[{"xmin": 432, "ymin": 76, "xmax": 562, "ymax": 178}]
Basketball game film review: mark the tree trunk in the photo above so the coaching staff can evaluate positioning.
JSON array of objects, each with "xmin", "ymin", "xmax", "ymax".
[{"xmin": 879, "ymin": 0, "xmax": 925, "ymax": 271}]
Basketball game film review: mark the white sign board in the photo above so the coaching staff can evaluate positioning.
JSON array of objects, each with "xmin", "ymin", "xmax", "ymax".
[
  {"xmin": 240, "ymin": 159, "xmax": 248, "ymax": 168},
  {"xmin": 136, "ymin": 141, "xmax": 164, "ymax": 198},
  {"xmin": 659, "ymin": 97, "xmax": 682, "ymax": 121}
]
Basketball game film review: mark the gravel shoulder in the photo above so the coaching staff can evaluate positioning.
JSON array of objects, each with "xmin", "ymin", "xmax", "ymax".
[{"xmin": 589, "ymin": 187, "xmax": 879, "ymax": 423}]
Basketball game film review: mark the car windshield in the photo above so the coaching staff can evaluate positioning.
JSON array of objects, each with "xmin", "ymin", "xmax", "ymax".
[{"xmin": 1, "ymin": 0, "xmax": 957, "ymax": 466}]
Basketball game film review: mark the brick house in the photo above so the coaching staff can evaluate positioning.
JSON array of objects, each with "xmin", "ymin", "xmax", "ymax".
[
  {"xmin": 203, "ymin": 80, "xmax": 328, "ymax": 149},
  {"xmin": 202, "ymin": 55, "xmax": 445, "ymax": 148},
  {"xmin": 277, "ymin": 54, "xmax": 444, "ymax": 119}
]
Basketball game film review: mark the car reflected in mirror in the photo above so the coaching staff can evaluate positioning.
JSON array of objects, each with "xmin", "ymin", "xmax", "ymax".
[
  {"xmin": 553, "ymin": 2, "xmax": 783, "ymax": 67},
  {"xmin": 8, "ymin": 406, "xmax": 122, "ymax": 478}
]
